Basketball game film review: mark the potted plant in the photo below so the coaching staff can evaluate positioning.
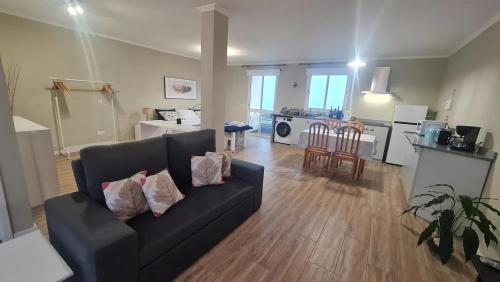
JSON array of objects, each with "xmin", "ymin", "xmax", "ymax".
[{"xmin": 402, "ymin": 184, "xmax": 499, "ymax": 264}]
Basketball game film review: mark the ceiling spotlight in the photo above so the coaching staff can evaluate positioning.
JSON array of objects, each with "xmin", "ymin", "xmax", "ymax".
[
  {"xmin": 75, "ymin": 5, "xmax": 84, "ymax": 14},
  {"xmin": 67, "ymin": 6, "xmax": 77, "ymax": 16},
  {"xmin": 347, "ymin": 58, "xmax": 366, "ymax": 68},
  {"xmin": 67, "ymin": 3, "xmax": 84, "ymax": 16}
]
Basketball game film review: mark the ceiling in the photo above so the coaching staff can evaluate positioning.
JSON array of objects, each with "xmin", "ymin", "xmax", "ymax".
[{"xmin": 1, "ymin": 0, "xmax": 500, "ymax": 65}]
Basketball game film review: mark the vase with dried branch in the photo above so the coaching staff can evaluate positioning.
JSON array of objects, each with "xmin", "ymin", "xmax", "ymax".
[{"xmin": 4, "ymin": 57, "xmax": 21, "ymax": 112}]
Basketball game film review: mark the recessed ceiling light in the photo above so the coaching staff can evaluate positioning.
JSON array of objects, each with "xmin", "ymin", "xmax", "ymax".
[
  {"xmin": 227, "ymin": 47, "xmax": 241, "ymax": 57},
  {"xmin": 347, "ymin": 58, "xmax": 366, "ymax": 68},
  {"xmin": 67, "ymin": 6, "xmax": 77, "ymax": 16},
  {"xmin": 67, "ymin": 3, "xmax": 84, "ymax": 16},
  {"xmin": 192, "ymin": 44, "xmax": 242, "ymax": 57},
  {"xmin": 75, "ymin": 5, "xmax": 84, "ymax": 14}
]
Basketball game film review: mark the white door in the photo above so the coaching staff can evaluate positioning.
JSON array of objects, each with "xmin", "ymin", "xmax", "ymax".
[
  {"xmin": 248, "ymin": 75, "xmax": 277, "ymax": 137},
  {"xmin": 385, "ymin": 123, "xmax": 417, "ymax": 165}
]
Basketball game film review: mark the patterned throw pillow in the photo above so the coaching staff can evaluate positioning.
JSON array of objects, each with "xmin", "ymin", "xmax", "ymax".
[
  {"xmin": 102, "ymin": 171, "xmax": 149, "ymax": 221},
  {"xmin": 206, "ymin": 151, "xmax": 232, "ymax": 178},
  {"xmin": 191, "ymin": 154, "xmax": 224, "ymax": 187},
  {"xmin": 160, "ymin": 111, "xmax": 183, "ymax": 121},
  {"xmin": 142, "ymin": 169, "xmax": 184, "ymax": 217}
]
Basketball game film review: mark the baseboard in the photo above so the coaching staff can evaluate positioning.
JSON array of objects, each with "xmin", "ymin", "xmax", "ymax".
[
  {"xmin": 13, "ymin": 225, "xmax": 37, "ymax": 238},
  {"xmin": 53, "ymin": 140, "xmax": 120, "ymax": 156}
]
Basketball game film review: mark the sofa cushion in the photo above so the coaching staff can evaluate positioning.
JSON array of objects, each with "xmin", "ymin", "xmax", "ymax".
[
  {"xmin": 142, "ymin": 169, "xmax": 184, "ymax": 217},
  {"xmin": 126, "ymin": 178, "xmax": 254, "ymax": 267},
  {"xmin": 166, "ymin": 129, "xmax": 216, "ymax": 191},
  {"xmin": 80, "ymin": 137, "xmax": 168, "ymax": 205},
  {"xmin": 191, "ymin": 154, "xmax": 224, "ymax": 187},
  {"xmin": 102, "ymin": 170, "xmax": 149, "ymax": 221}
]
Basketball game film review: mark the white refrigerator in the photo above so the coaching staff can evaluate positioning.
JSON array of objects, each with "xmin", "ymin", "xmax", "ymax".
[{"xmin": 385, "ymin": 105, "xmax": 428, "ymax": 165}]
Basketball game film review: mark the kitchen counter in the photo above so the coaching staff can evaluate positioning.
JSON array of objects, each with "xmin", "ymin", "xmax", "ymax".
[
  {"xmin": 403, "ymin": 131, "xmax": 497, "ymax": 162},
  {"xmin": 271, "ymin": 113, "xmax": 327, "ymax": 120},
  {"xmin": 401, "ymin": 131, "xmax": 495, "ymax": 222},
  {"xmin": 357, "ymin": 118, "xmax": 392, "ymax": 128},
  {"xmin": 272, "ymin": 113, "xmax": 392, "ymax": 126}
]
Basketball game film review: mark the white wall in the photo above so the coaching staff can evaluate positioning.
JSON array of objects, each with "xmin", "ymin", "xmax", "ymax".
[
  {"xmin": 225, "ymin": 58, "xmax": 445, "ymax": 122},
  {"xmin": 0, "ymin": 56, "xmax": 33, "ymax": 237},
  {"xmin": 436, "ymin": 19, "xmax": 500, "ymax": 260},
  {"xmin": 0, "ymin": 13, "xmax": 201, "ymax": 148}
]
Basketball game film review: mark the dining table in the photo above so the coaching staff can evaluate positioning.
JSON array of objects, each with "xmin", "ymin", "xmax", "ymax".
[{"xmin": 297, "ymin": 128, "xmax": 377, "ymax": 160}]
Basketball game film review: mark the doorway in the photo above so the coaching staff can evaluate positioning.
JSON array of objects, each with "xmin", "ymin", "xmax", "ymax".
[{"xmin": 248, "ymin": 74, "xmax": 277, "ymax": 137}]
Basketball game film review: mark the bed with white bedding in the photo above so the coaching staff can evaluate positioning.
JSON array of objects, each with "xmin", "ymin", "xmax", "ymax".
[
  {"xmin": 135, "ymin": 109, "xmax": 201, "ymax": 140},
  {"xmin": 135, "ymin": 109, "xmax": 252, "ymax": 152}
]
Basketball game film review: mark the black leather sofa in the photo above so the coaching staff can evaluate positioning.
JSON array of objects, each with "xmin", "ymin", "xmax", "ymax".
[{"xmin": 44, "ymin": 130, "xmax": 264, "ymax": 282}]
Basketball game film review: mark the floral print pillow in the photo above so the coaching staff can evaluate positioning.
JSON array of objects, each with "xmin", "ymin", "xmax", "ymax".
[
  {"xmin": 206, "ymin": 151, "xmax": 232, "ymax": 178},
  {"xmin": 191, "ymin": 154, "xmax": 224, "ymax": 187},
  {"xmin": 102, "ymin": 171, "xmax": 149, "ymax": 221},
  {"xmin": 142, "ymin": 169, "xmax": 184, "ymax": 217}
]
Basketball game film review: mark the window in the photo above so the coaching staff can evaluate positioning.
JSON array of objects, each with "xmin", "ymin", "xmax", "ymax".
[
  {"xmin": 247, "ymin": 69, "xmax": 279, "ymax": 136},
  {"xmin": 306, "ymin": 69, "xmax": 350, "ymax": 110}
]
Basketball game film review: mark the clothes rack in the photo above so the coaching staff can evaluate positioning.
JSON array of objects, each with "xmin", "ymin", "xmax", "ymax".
[{"xmin": 49, "ymin": 77, "xmax": 117, "ymax": 159}]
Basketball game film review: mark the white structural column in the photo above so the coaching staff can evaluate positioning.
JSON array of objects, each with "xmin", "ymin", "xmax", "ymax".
[
  {"xmin": 198, "ymin": 4, "xmax": 229, "ymax": 151},
  {"xmin": 0, "ymin": 57, "xmax": 33, "ymax": 240}
]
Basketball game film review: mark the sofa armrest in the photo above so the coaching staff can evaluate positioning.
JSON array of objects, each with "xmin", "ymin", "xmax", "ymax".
[
  {"xmin": 231, "ymin": 159, "xmax": 264, "ymax": 210},
  {"xmin": 45, "ymin": 192, "xmax": 138, "ymax": 282}
]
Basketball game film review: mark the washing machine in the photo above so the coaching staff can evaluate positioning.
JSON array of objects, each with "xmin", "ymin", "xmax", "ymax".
[{"xmin": 274, "ymin": 116, "xmax": 293, "ymax": 144}]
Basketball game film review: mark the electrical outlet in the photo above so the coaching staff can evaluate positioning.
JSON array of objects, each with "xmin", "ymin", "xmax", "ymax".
[{"xmin": 97, "ymin": 130, "xmax": 106, "ymax": 136}]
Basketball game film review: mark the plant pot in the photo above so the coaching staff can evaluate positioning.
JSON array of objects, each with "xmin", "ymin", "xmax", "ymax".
[{"xmin": 427, "ymin": 233, "xmax": 440, "ymax": 253}]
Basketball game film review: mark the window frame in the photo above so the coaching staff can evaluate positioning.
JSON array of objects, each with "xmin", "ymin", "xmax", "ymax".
[
  {"xmin": 305, "ymin": 68, "xmax": 352, "ymax": 111},
  {"xmin": 246, "ymin": 69, "xmax": 280, "ymax": 112}
]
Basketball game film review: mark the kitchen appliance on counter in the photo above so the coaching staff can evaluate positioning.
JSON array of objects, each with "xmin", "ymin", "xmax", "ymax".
[
  {"xmin": 416, "ymin": 120, "xmax": 444, "ymax": 135},
  {"xmin": 386, "ymin": 105, "xmax": 429, "ymax": 165},
  {"xmin": 279, "ymin": 107, "xmax": 304, "ymax": 116},
  {"xmin": 436, "ymin": 129, "xmax": 453, "ymax": 145},
  {"xmin": 274, "ymin": 116, "xmax": 294, "ymax": 144},
  {"xmin": 448, "ymin": 125, "xmax": 481, "ymax": 152}
]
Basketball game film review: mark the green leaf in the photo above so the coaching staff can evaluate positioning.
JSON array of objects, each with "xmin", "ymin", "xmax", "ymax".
[
  {"xmin": 409, "ymin": 193, "xmax": 437, "ymax": 200},
  {"xmin": 462, "ymin": 227, "xmax": 479, "ymax": 262},
  {"xmin": 418, "ymin": 220, "xmax": 438, "ymax": 246},
  {"xmin": 438, "ymin": 210, "xmax": 455, "ymax": 264},
  {"xmin": 428, "ymin": 184, "xmax": 455, "ymax": 193},
  {"xmin": 473, "ymin": 208, "xmax": 497, "ymax": 231},
  {"xmin": 401, "ymin": 206, "xmax": 418, "ymax": 215},
  {"xmin": 479, "ymin": 202, "xmax": 500, "ymax": 217},
  {"xmin": 472, "ymin": 219, "xmax": 499, "ymax": 247},
  {"xmin": 428, "ymin": 190, "xmax": 450, "ymax": 196},
  {"xmin": 424, "ymin": 194, "xmax": 452, "ymax": 208},
  {"xmin": 459, "ymin": 195, "xmax": 474, "ymax": 218}
]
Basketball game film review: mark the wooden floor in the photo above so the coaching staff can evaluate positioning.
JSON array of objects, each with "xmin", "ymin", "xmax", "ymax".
[{"xmin": 33, "ymin": 136, "xmax": 476, "ymax": 282}]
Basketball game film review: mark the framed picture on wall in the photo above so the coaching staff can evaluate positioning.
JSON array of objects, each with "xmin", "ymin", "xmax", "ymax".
[{"xmin": 164, "ymin": 77, "xmax": 197, "ymax": 100}]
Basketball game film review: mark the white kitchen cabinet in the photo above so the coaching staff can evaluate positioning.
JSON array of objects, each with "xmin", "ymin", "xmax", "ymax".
[
  {"xmin": 289, "ymin": 118, "xmax": 317, "ymax": 145},
  {"xmin": 13, "ymin": 116, "xmax": 60, "ymax": 207},
  {"xmin": 401, "ymin": 132, "xmax": 495, "ymax": 222},
  {"xmin": 363, "ymin": 125, "xmax": 390, "ymax": 160}
]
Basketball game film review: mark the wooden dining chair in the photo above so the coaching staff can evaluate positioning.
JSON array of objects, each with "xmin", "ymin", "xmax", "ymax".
[
  {"xmin": 324, "ymin": 119, "xmax": 344, "ymax": 129},
  {"xmin": 303, "ymin": 122, "xmax": 330, "ymax": 172},
  {"xmin": 349, "ymin": 120, "xmax": 365, "ymax": 132},
  {"xmin": 331, "ymin": 125, "xmax": 362, "ymax": 180}
]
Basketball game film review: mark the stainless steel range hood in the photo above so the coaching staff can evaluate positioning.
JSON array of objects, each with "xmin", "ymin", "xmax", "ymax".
[{"xmin": 362, "ymin": 66, "xmax": 391, "ymax": 95}]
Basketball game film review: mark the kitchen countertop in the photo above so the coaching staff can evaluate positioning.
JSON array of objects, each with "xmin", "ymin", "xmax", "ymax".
[
  {"xmin": 357, "ymin": 118, "xmax": 392, "ymax": 127},
  {"xmin": 403, "ymin": 131, "xmax": 497, "ymax": 162},
  {"xmin": 272, "ymin": 113, "xmax": 325, "ymax": 119},
  {"xmin": 272, "ymin": 113, "xmax": 392, "ymax": 127}
]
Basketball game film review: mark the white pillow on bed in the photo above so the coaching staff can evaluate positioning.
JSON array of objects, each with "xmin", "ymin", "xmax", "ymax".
[
  {"xmin": 177, "ymin": 110, "xmax": 199, "ymax": 121},
  {"xmin": 160, "ymin": 111, "xmax": 183, "ymax": 121}
]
